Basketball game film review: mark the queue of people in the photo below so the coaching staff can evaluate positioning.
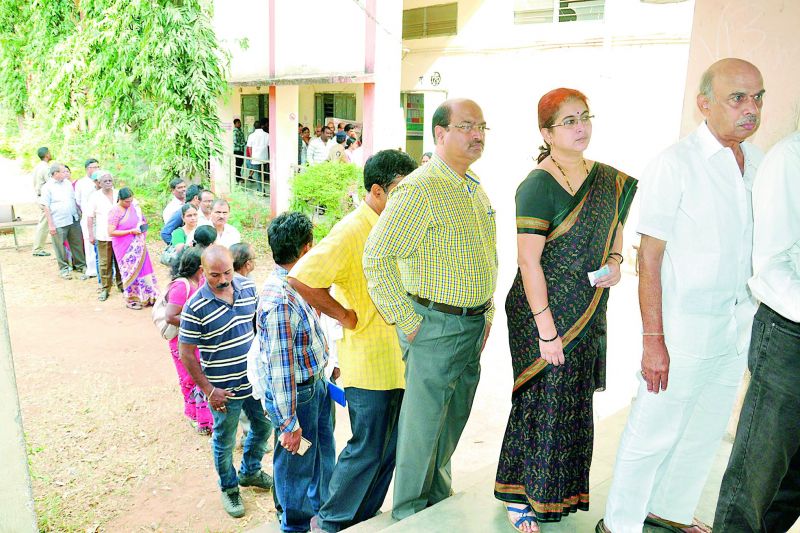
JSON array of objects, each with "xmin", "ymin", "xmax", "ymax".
[{"xmin": 29, "ymin": 54, "xmax": 799, "ymax": 533}]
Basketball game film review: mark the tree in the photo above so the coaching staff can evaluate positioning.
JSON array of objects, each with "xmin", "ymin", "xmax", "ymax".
[{"xmin": 0, "ymin": 0, "xmax": 229, "ymax": 180}]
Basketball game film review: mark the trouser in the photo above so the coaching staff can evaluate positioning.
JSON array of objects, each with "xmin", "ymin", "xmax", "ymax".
[
  {"xmin": 318, "ymin": 387, "xmax": 403, "ymax": 532},
  {"xmin": 234, "ymin": 150, "xmax": 244, "ymax": 179},
  {"xmin": 604, "ymin": 345, "xmax": 746, "ymax": 533},
  {"xmin": 391, "ymin": 298, "xmax": 487, "ymax": 520},
  {"xmin": 33, "ymin": 205, "xmax": 49, "ymax": 252},
  {"xmin": 713, "ymin": 304, "xmax": 800, "ymax": 533},
  {"xmin": 79, "ymin": 217, "xmax": 97, "ymax": 276},
  {"xmin": 209, "ymin": 395, "xmax": 272, "ymax": 491},
  {"xmin": 265, "ymin": 377, "xmax": 336, "ymax": 532},
  {"xmin": 53, "ymin": 220, "xmax": 86, "ymax": 272},
  {"xmin": 96, "ymin": 240, "xmax": 122, "ymax": 292}
]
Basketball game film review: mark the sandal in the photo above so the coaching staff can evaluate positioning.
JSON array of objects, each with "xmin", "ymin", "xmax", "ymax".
[
  {"xmin": 506, "ymin": 504, "xmax": 539, "ymax": 532},
  {"xmin": 98, "ymin": 289, "xmax": 109, "ymax": 302},
  {"xmin": 126, "ymin": 301, "xmax": 143, "ymax": 310},
  {"xmin": 645, "ymin": 514, "xmax": 712, "ymax": 533}
]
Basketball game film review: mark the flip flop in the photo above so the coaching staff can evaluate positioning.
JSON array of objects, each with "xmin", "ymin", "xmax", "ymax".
[
  {"xmin": 126, "ymin": 301, "xmax": 143, "ymax": 310},
  {"xmin": 506, "ymin": 504, "xmax": 539, "ymax": 532}
]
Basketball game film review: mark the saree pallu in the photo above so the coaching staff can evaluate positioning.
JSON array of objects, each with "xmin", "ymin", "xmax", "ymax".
[
  {"xmin": 495, "ymin": 163, "xmax": 637, "ymax": 522},
  {"xmin": 109, "ymin": 203, "xmax": 159, "ymax": 306}
]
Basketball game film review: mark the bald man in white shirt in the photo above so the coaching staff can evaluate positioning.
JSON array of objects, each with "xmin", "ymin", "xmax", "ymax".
[{"xmin": 598, "ymin": 58, "xmax": 766, "ymax": 533}]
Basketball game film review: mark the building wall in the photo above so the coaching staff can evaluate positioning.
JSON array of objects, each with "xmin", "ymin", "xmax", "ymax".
[
  {"xmin": 213, "ymin": 0, "xmax": 369, "ymax": 83},
  {"xmin": 680, "ymin": 0, "xmax": 800, "ymax": 150}
]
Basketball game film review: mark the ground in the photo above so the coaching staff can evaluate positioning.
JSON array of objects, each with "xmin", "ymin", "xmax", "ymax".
[{"xmin": 2, "ymin": 212, "xmax": 281, "ymax": 532}]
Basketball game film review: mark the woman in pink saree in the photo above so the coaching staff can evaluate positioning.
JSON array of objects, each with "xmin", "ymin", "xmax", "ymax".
[{"xmin": 108, "ymin": 187, "xmax": 159, "ymax": 310}]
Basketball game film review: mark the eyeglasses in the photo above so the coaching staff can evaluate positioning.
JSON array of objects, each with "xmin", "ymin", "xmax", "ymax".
[
  {"xmin": 447, "ymin": 122, "xmax": 490, "ymax": 134},
  {"xmin": 550, "ymin": 114, "xmax": 594, "ymax": 129}
]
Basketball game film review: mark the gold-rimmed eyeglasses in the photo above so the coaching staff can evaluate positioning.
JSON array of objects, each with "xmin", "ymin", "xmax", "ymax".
[
  {"xmin": 549, "ymin": 114, "xmax": 594, "ymax": 129},
  {"xmin": 447, "ymin": 122, "xmax": 490, "ymax": 134}
]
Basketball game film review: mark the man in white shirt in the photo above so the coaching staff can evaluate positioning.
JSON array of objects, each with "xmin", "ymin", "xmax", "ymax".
[
  {"xmin": 40, "ymin": 163, "xmax": 88, "ymax": 280},
  {"xmin": 162, "ymin": 178, "xmax": 187, "ymax": 222},
  {"xmin": 306, "ymin": 125, "xmax": 334, "ymax": 165},
  {"xmin": 712, "ymin": 131, "xmax": 800, "ymax": 533},
  {"xmin": 32, "ymin": 147, "xmax": 53, "ymax": 256},
  {"xmin": 86, "ymin": 171, "xmax": 122, "ymax": 301},
  {"xmin": 246, "ymin": 119, "xmax": 269, "ymax": 191},
  {"xmin": 75, "ymin": 158, "xmax": 101, "ymax": 277},
  {"xmin": 211, "ymin": 199, "xmax": 241, "ymax": 248},
  {"xmin": 598, "ymin": 58, "xmax": 766, "ymax": 533},
  {"xmin": 197, "ymin": 189, "xmax": 215, "ymax": 226}
]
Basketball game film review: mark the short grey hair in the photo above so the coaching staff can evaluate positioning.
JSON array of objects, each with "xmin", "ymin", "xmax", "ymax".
[
  {"xmin": 699, "ymin": 67, "xmax": 715, "ymax": 102},
  {"xmin": 49, "ymin": 163, "xmax": 64, "ymax": 177}
]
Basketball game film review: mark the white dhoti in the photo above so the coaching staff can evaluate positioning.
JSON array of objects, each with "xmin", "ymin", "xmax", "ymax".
[
  {"xmin": 604, "ymin": 345, "xmax": 746, "ymax": 533},
  {"xmin": 80, "ymin": 216, "xmax": 97, "ymax": 277}
]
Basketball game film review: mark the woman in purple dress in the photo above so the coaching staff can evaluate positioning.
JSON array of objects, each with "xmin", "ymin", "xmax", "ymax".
[{"xmin": 108, "ymin": 187, "xmax": 159, "ymax": 310}]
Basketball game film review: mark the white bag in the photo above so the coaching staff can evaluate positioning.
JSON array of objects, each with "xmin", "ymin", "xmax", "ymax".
[{"xmin": 152, "ymin": 278, "xmax": 190, "ymax": 340}]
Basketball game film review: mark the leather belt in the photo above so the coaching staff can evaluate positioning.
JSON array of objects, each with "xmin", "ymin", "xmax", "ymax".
[{"xmin": 408, "ymin": 294, "xmax": 491, "ymax": 317}]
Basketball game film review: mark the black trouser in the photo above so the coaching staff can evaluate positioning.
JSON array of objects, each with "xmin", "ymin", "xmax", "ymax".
[{"xmin": 234, "ymin": 150, "xmax": 244, "ymax": 179}]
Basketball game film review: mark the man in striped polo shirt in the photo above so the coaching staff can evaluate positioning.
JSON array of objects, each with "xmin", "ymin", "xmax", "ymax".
[{"xmin": 179, "ymin": 245, "xmax": 273, "ymax": 518}]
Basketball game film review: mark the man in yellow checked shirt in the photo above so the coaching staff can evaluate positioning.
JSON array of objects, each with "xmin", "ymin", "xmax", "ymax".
[
  {"xmin": 363, "ymin": 99, "xmax": 498, "ymax": 520},
  {"xmin": 289, "ymin": 149, "xmax": 418, "ymax": 532}
]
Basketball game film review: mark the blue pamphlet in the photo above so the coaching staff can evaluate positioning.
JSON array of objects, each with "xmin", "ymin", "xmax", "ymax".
[{"xmin": 328, "ymin": 381, "xmax": 346, "ymax": 407}]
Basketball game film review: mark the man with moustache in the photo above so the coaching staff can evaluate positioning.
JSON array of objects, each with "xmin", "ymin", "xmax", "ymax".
[
  {"xmin": 363, "ymin": 99, "xmax": 497, "ymax": 519},
  {"xmin": 597, "ymin": 58, "xmax": 766, "ymax": 533},
  {"xmin": 86, "ymin": 170, "xmax": 122, "ymax": 301},
  {"xmin": 179, "ymin": 245, "xmax": 273, "ymax": 518}
]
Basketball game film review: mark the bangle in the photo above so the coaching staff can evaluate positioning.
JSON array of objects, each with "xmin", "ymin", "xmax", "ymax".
[
  {"xmin": 532, "ymin": 304, "xmax": 549, "ymax": 316},
  {"xmin": 642, "ymin": 332, "xmax": 664, "ymax": 336},
  {"xmin": 608, "ymin": 252, "xmax": 623, "ymax": 264},
  {"xmin": 539, "ymin": 331, "xmax": 559, "ymax": 342},
  {"xmin": 208, "ymin": 386, "xmax": 216, "ymax": 399}
]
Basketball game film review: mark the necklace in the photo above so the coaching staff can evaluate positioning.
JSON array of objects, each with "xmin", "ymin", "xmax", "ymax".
[{"xmin": 551, "ymin": 156, "xmax": 589, "ymax": 194}]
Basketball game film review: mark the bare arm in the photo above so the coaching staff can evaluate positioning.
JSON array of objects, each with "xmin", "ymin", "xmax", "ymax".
[
  {"xmin": 638, "ymin": 234, "xmax": 669, "ymax": 393},
  {"xmin": 87, "ymin": 216, "xmax": 96, "ymax": 244},
  {"xmin": 178, "ymin": 341, "xmax": 233, "ymax": 410},
  {"xmin": 517, "ymin": 234, "xmax": 564, "ymax": 366},
  {"xmin": 288, "ymin": 277, "xmax": 357, "ymax": 329},
  {"xmin": 596, "ymin": 223, "xmax": 625, "ymax": 288},
  {"xmin": 165, "ymin": 303, "xmax": 182, "ymax": 327},
  {"xmin": 108, "ymin": 220, "xmax": 140, "ymax": 237},
  {"xmin": 42, "ymin": 205, "xmax": 56, "ymax": 235}
]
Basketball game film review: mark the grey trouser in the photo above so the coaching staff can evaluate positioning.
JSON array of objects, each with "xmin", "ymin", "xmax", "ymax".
[
  {"xmin": 53, "ymin": 220, "xmax": 86, "ymax": 272},
  {"xmin": 391, "ymin": 298, "xmax": 487, "ymax": 519},
  {"xmin": 33, "ymin": 205, "xmax": 49, "ymax": 252}
]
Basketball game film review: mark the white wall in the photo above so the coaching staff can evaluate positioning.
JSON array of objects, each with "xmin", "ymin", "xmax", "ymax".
[{"xmin": 213, "ymin": 0, "xmax": 270, "ymax": 82}]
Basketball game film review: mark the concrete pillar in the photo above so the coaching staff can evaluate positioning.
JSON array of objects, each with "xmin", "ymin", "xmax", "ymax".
[
  {"xmin": 364, "ymin": 0, "xmax": 404, "ymax": 158},
  {"xmin": 269, "ymin": 84, "xmax": 299, "ymax": 216},
  {"xmin": 0, "ymin": 266, "xmax": 38, "ymax": 531}
]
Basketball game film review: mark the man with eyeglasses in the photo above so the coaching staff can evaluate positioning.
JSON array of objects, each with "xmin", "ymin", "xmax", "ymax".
[
  {"xmin": 598, "ymin": 58, "xmax": 766, "ymax": 533},
  {"xmin": 364, "ymin": 98, "xmax": 497, "ymax": 520}
]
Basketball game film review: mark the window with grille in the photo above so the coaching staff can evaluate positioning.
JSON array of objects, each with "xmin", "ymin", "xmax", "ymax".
[
  {"xmin": 514, "ymin": 0, "xmax": 604, "ymax": 24},
  {"xmin": 403, "ymin": 3, "xmax": 458, "ymax": 39}
]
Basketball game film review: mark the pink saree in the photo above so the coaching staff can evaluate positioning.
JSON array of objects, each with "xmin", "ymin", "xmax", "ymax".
[{"xmin": 109, "ymin": 201, "xmax": 159, "ymax": 306}]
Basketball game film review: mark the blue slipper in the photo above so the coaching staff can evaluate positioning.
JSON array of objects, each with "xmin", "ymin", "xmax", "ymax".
[{"xmin": 506, "ymin": 505, "xmax": 538, "ymax": 532}]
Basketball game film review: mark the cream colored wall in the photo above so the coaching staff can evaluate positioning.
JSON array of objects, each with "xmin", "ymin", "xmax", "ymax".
[
  {"xmin": 213, "ymin": 0, "xmax": 369, "ymax": 82},
  {"xmin": 213, "ymin": 0, "xmax": 270, "ymax": 82},
  {"xmin": 679, "ymin": 0, "xmax": 800, "ymax": 150}
]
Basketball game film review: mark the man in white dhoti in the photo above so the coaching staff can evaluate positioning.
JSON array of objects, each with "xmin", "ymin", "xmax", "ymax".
[{"xmin": 597, "ymin": 58, "xmax": 766, "ymax": 533}]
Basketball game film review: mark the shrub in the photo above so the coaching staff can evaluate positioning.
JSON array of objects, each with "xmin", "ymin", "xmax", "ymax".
[{"xmin": 289, "ymin": 162, "xmax": 363, "ymax": 241}]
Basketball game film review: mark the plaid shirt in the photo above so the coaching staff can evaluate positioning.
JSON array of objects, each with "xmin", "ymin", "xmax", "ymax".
[
  {"xmin": 255, "ymin": 266, "xmax": 328, "ymax": 433},
  {"xmin": 363, "ymin": 154, "xmax": 497, "ymax": 334},
  {"xmin": 290, "ymin": 201, "xmax": 404, "ymax": 391},
  {"xmin": 233, "ymin": 126, "xmax": 246, "ymax": 153}
]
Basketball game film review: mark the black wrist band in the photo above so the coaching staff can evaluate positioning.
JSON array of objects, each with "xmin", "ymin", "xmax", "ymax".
[
  {"xmin": 609, "ymin": 252, "xmax": 623, "ymax": 264},
  {"xmin": 539, "ymin": 331, "xmax": 558, "ymax": 342}
]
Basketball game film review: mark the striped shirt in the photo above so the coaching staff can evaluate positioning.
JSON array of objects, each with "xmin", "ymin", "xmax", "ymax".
[
  {"xmin": 178, "ymin": 276, "xmax": 258, "ymax": 399},
  {"xmin": 290, "ymin": 201, "xmax": 404, "ymax": 391},
  {"xmin": 255, "ymin": 266, "xmax": 328, "ymax": 433},
  {"xmin": 363, "ymin": 154, "xmax": 498, "ymax": 334}
]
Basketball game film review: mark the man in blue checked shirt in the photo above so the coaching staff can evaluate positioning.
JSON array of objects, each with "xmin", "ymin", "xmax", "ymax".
[
  {"xmin": 179, "ymin": 245, "xmax": 274, "ymax": 519},
  {"xmin": 254, "ymin": 212, "xmax": 335, "ymax": 533}
]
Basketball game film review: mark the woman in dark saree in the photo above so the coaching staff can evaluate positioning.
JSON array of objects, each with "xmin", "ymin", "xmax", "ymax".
[{"xmin": 495, "ymin": 88, "xmax": 637, "ymax": 532}]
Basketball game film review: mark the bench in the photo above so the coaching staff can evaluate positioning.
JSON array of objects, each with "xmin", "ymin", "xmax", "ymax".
[{"xmin": 0, "ymin": 205, "xmax": 38, "ymax": 250}]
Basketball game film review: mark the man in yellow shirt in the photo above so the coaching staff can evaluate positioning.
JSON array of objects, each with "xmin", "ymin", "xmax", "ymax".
[
  {"xmin": 289, "ymin": 149, "xmax": 418, "ymax": 531},
  {"xmin": 363, "ymin": 99, "xmax": 497, "ymax": 519}
]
